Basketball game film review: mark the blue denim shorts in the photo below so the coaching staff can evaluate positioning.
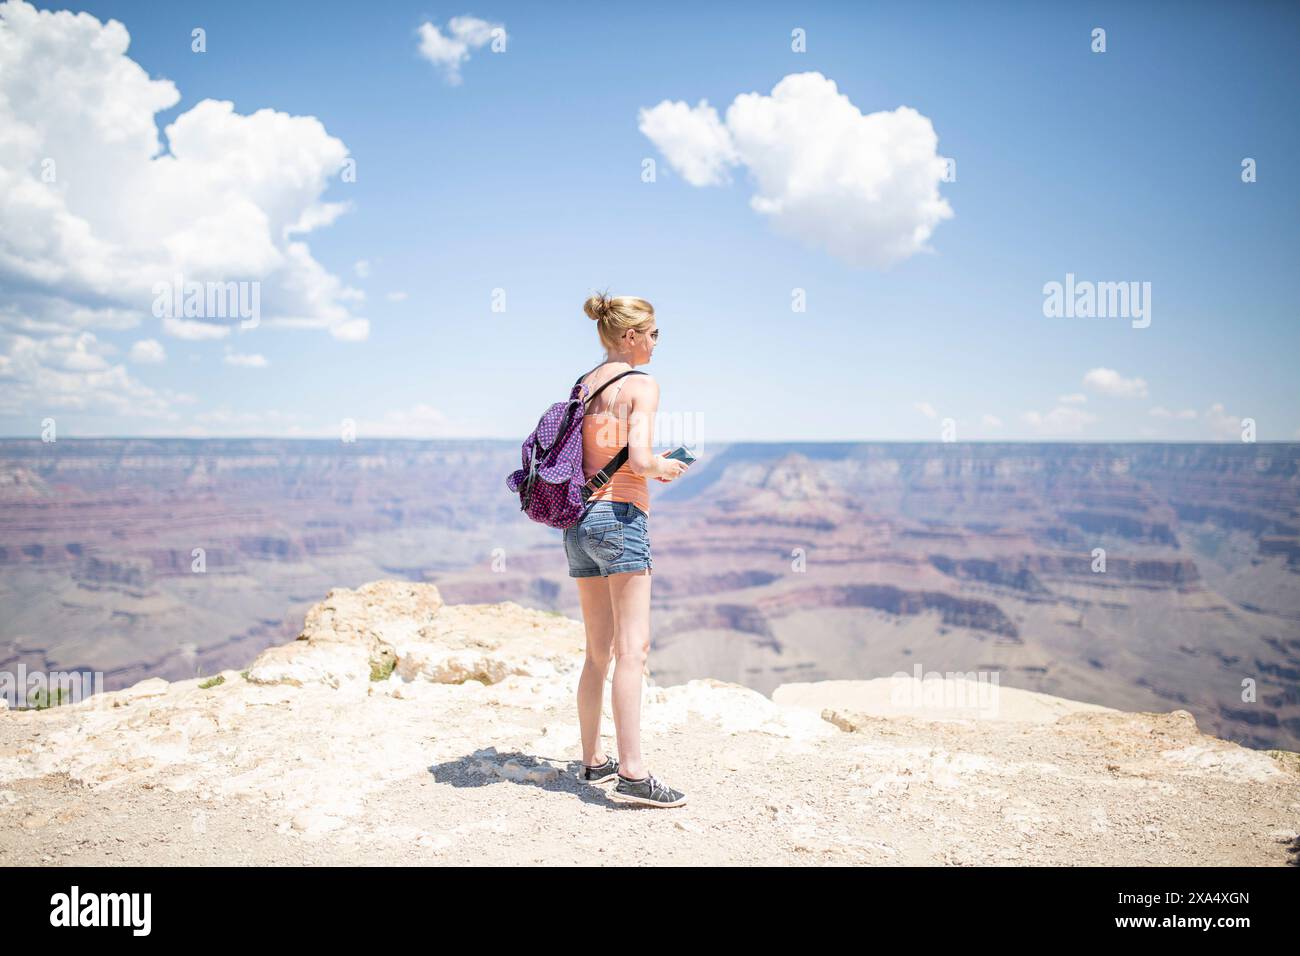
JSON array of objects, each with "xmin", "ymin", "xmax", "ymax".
[{"xmin": 564, "ymin": 500, "xmax": 652, "ymax": 577}]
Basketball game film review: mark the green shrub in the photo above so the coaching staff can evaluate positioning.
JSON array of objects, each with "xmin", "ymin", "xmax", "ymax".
[{"xmin": 23, "ymin": 688, "xmax": 69, "ymax": 711}]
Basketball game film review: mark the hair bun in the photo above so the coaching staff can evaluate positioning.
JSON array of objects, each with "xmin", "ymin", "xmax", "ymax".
[{"xmin": 584, "ymin": 292, "xmax": 611, "ymax": 322}]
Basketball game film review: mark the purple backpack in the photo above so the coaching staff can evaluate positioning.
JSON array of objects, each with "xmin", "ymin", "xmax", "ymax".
[{"xmin": 507, "ymin": 367, "xmax": 647, "ymax": 529}]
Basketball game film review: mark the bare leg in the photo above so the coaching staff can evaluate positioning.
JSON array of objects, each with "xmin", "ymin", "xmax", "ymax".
[
  {"xmin": 575, "ymin": 576, "xmax": 615, "ymax": 766},
  {"xmin": 608, "ymin": 567, "xmax": 652, "ymax": 779}
]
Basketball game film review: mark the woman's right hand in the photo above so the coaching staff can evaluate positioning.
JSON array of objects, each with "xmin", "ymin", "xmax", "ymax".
[{"xmin": 654, "ymin": 455, "xmax": 689, "ymax": 482}]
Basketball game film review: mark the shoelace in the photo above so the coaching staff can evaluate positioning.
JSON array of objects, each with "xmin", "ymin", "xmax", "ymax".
[{"xmin": 620, "ymin": 772, "xmax": 673, "ymax": 798}]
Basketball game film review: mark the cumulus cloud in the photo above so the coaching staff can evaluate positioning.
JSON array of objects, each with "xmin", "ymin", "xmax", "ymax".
[
  {"xmin": 417, "ymin": 16, "xmax": 505, "ymax": 86},
  {"xmin": 1082, "ymin": 367, "xmax": 1148, "ymax": 399},
  {"xmin": 638, "ymin": 72, "xmax": 953, "ymax": 269},
  {"xmin": 165, "ymin": 404, "xmax": 479, "ymax": 439},
  {"xmin": 1149, "ymin": 405, "xmax": 1196, "ymax": 419},
  {"xmin": 354, "ymin": 259, "xmax": 371, "ymax": 278},
  {"xmin": 1203, "ymin": 403, "xmax": 1247, "ymax": 440},
  {"xmin": 386, "ymin": 291, "xmax": 408, "ymax": 302},
  {"xmin": 189, "ymin": 407, "xmax": 310, "ymax": 436},
  {"xmin": 129, "ymin": 339, "xmax": 165, "ymax": 363},
  {"xmin": 0, "ymin": 300, "xmax": 140, "ymax": 336},
  {"xmin": 981, "ymin": 414, "xmax": 1003, "ymax": 427},
  {"xmin": 30, "ymin": 332, "xmax": 113, "ymax": 372},
  {"xmin": 347, "ymin": 403, "xmax": 489, "ymax": 439},
  {"xmin": 162, "ymin": 316, "xmax": 231, "ymax": 341},
  {"xmin": 0, "ymin": 1, "xmax": 367, "ymax": 427},
  {"xmin": 0, "ymin": 331, "xmax": 193, "ymax": 419},
  {"xmin": 637, "ymin": 99, "xmax": 739, "ymax": 187},
  {"xmin": 223, "ymin": 351, "xmax": 268, "ymax": 368},
  {"xmin": 366, "ymin": 403, "xmax": 452, "ymax": 437},
  {"xmin": 329, "ymin": 318, "xmax": 370, "ymax": 342},
  {"xmin": 1058, "ymin": 393, "xmax": 1087, "ymax": 404},
  {"xmin": 1021, "ymin": 405, "xmax": 1098, "ymax": 435}
]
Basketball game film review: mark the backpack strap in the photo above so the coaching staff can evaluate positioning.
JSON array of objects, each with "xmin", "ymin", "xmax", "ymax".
[{"xmin": 575, "ymin": 367, "xmax": 641, "ymax": 410}]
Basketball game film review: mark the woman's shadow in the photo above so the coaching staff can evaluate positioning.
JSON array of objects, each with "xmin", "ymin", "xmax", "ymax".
[{"xmin": 428, "ymin": 746, "xmax": 624, "ymax": 806}]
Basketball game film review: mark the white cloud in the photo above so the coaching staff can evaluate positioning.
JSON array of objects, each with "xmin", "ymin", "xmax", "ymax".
[
  {"xmin": 1021, "ymin": 405, "xmax": 1098, "ymax": 435},
  {"xmin": 981, "ymin": 414, "xmax": 1003, "ymax": 427},
  {"xmin": 223, "ymin": 351, "xmax": 267, "ymax": 368},
  {"xmin": 1082, "ymin": 367, "xmax": 1148, "ymax": 399},
  {"xmin": 189, "ymin": 407, "xmax": 309, "ymax": 436},
  {"xmin": 32, "ymin": 332, "xmax": 113, "ymax": 372},
  {"xmin": 0, "ymin": 0, "xmax": 367, "ymax": 425},
  {"xmin": 914, "ymin": 401, "xmax": 938, "ymax": 419},
  {"xmin": 354, "ymin": 259, "xmax": 371, "ymax": 278},
  {"xmin": 152, "ymin": 403, "xmax": 484, "ymax": 439},
  {"xmin": 0, "ymin": 299, "xmax": 141, "ymax": 336},
  {"xmin": 130, "ymin": 338, "xmax": 165, "ymax": 363},
  {"xmin": 257, "ymin": 241, "xmax": 369, "ymax": 340},
  {"xmin": 386, "ymin": 291, "xmax": 408, "ymax": 302},
  {"xmin": 637, "ymin": 99, "xmax": 739, "ymax": 187},
  {"xmin": 163, "ymin": 316, "xmax": 231, "ymax": 340},
  {"xmin": 638, "ymin": 72, "xmax": 953, "ymax": 269},
  {"xmin": 0, "ymin": 330, "xmax": 192, "ymax": 418},
  {"xmin": 417, "ymin": 16, "xmax": 505, "ymax": 86},
  {"xmin": 1204, "ymin": 402, "xmax": 1246, "ymax": 440},
  {"xmin": 1058, "ymin": 393, "xmax": 1087, "ymax": 404},
  {"xmin": 349, "ymin": 404, "xmax": 489, "ymax": 438},
  {"xmin": 364, "ymin": 403, "xmax": 452, "ymax": 437},
  {"xmin": 1149, "ymin": 405, "xmax": 1196, "ymax": 419},
  {"xmin": 329, "ymin": 318, "xmax": 370, "ymax": 342}
]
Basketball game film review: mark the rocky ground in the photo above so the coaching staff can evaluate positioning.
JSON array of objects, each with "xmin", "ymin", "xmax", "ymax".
[{"xmin": 2, "ymin": 581, "xmax": 1297, "ymax": 866}]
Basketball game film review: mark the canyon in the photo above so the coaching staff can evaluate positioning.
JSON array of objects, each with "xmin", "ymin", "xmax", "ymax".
[{"xmin": 1, "ymin": 438, "xmax": 1297, "ymax": 752}]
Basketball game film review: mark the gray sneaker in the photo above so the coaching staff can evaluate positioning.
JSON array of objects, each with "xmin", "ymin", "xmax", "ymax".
[
  {"xmin": 577, "ymin": 756, "xmax": 619, "ymax": 786},
  {"xmin": 609, "ymin": 771, "xmax": 687, "ymax": 807}
]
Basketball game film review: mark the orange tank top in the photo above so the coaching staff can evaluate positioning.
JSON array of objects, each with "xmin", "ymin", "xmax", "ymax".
[{"xmin": 581, "ymin": 374, "xmax": 650, "ymax": 516}]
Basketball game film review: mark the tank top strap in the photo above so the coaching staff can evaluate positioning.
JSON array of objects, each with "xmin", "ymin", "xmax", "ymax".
[
  {"xmin": 584, "ymin": 372, "xmax": 629, "ymax": 415},
  {"xmin": 603, "ymin": 377, "xmax": 627, "ymax": 413}
]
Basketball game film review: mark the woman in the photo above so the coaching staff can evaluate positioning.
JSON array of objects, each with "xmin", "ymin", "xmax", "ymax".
[{"xmin": 567, "ymin": 292, "xmax": 690, "ymax": 808}]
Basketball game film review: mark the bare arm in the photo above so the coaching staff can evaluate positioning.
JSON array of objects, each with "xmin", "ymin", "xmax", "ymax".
[{"xmin": 624, "ymin": 376, "xmax": 668, "ymax": 479}]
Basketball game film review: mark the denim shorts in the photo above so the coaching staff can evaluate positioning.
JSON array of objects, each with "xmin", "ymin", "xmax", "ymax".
[{"xmin": 564, "ymin": 500, "xmax": 652, "ymax": 577}]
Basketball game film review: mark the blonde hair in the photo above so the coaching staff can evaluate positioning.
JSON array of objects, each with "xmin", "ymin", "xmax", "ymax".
[{"xmin": 584, "ymin": 290, "xmax": 655, "ymax": 354}]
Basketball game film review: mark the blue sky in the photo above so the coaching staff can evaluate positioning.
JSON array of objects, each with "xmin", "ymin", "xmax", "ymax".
[{"xmin": 3, "ymin": 0, "xmax": 1298, "ymax": 443}]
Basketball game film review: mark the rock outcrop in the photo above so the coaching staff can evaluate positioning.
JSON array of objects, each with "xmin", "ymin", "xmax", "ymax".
[{"xmin": 1, "ymin": 580, "xmax": 1297, "ymax": 866}]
